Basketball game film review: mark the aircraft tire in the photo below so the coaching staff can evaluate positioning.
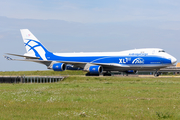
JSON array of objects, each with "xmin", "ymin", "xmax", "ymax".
[
  {"xmin": 86, "ymin": 72, "xmax": 99, "ymax": 76},
  {"xmin": 154, "ymin": 73, "xmax": 160, "ymax": 77},
  {"xmin": 103, "ymin": 73, "xmax": 111, "ymax": 76}
]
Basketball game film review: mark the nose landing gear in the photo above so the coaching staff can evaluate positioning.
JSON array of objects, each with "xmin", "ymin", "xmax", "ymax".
[{"xmin": 154, "ymin": 70, "xmax": 160, "ymax": 77}]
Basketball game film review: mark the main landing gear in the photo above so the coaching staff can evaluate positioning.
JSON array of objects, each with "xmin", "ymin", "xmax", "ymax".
[
  {"xmin": 86, "ymin": 71, "xmax": 112, "ymax": 76},
  {"xmin": 85, "ymin": 72, "xmax": 100, "ymax": 76},
  {"xmin": 103, "ymin": 71, "xmax": 111, "ymax": 76}
]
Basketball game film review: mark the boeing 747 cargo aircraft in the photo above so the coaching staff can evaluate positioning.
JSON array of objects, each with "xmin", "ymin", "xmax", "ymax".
[{"xmin": 4, "ymin": 29, "xmax": 177, "ymax": 76}]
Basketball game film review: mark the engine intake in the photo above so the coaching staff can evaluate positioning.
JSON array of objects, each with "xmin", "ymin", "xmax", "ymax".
[
  {"xmin": 89, "ymin": 65, "xmax": 103, "ymax": 74},
  {"xmin": 52, "ymin": 63, "xmax": 66, "ymax": 71}
]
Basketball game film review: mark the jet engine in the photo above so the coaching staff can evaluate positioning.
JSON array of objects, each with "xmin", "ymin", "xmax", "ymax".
[
  {"xmin": 52, "ymin": 63, "xmax": 66, "ymax": 71},
  {"xmin": 89, "ymin": 65, "xmax": 103, "ymax": 74}
]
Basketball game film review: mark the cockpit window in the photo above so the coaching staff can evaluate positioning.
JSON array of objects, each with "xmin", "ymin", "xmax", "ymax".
[{"xmin": 159, "ymin": 50, "xmax": 165, "ymax": 52}]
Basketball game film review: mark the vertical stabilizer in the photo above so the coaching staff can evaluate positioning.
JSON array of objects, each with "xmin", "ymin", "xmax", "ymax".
[{"xmin": 20, "ymin": 29, "xmax": 52, "ymax": 60}]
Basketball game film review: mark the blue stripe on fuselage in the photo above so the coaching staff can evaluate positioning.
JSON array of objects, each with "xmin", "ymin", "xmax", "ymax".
[
  {"xmin": 46, "ymin": 53, "xmax": 171, "ymax": 65},
  {"xmin": 25, "ymin": 39, "xmax": 172, "ymax": 65}
]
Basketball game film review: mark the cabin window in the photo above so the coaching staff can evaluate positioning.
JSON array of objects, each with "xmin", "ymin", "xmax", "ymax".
[{"xmin": 159, "ymin": 50, "xmax": 165, "ymax": 52}]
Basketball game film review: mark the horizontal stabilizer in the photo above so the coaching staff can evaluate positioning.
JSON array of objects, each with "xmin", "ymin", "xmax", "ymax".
[
  {"xmin": 4, "ymin": 55, "xmax": 13, "ymax": 60},
  {"xmin": 3, "ymin": 55, "xmax": 52, "ymax": 66},
  {"xmin": 6, "ymin": 53, "xmax": 40, "ymax": 59}
]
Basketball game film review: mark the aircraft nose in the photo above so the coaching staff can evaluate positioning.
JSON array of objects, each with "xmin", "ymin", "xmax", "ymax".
[{"xmin": 171, "ymin": 56, "xmax": 177, "ymax": 64}]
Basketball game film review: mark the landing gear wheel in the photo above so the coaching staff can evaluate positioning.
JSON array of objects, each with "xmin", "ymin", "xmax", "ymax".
[
  {"xmin": 103, "ymin": 71, "xmax": 111, "ymax": 76},
  {"xmin": 154, "ymin": 72, "xmax": 160, "ymax": 77},
  {"xmin": 103, "ymin": 73, "xmax": 111, "ymax": 76},
  {"xmin": 86, "ymin": 72, "xmax": 99, "ymax": 76}
]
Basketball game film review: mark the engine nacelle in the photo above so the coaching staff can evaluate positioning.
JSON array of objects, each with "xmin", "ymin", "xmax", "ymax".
[
  {"xmin": 52, "ymin": 63, "xmax": 66, "ymax": 71},
  {"xmin": 89, "ymin": 65, "xmax": 103, "ymax": 74}
]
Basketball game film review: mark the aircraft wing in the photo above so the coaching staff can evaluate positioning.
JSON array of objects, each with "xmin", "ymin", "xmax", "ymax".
[
  {"xmin": 4, "ymin": 54, "xmax": 126, "ymax": 69},
  {"xmin": 5, "ymin": 53, "xmax": 40, "ymax": 59}
]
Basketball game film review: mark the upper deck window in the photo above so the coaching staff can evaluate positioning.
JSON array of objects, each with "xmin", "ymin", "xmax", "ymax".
[{"xmin": 159, "ymin": 50, "xmax": 165, "ymax": 52}]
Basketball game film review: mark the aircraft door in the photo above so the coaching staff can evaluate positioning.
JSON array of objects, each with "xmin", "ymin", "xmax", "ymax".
[{"xmin": 160, "ymin": 60, "xmax": 163, "ymax": 65}]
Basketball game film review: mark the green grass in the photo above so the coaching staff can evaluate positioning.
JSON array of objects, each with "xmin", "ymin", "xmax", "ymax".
[
  {"xmin": 0, "ymin": 76, "xmax": 180, "ymax": 119},
  {"xmin": 0, "ymin": 70, "xmax": 86, "ymax": 76}
]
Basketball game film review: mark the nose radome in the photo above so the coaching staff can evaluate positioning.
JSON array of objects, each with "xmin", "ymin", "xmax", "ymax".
[{"xmin": 171, "ymin": 57, "xmax": 177, "ymax": 64}]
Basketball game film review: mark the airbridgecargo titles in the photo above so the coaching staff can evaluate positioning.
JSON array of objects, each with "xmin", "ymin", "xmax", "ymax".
[{"xmin": 4, "ymin": 29, "xmax": 177, "ymax": 76}]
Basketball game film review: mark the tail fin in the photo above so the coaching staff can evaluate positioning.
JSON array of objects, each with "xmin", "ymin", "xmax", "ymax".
[{"xmin": 20, "ymin": 29, "xmax": 52, "ymax": 60}]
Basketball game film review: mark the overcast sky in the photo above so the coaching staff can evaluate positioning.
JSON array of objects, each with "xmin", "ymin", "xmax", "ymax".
[{"xmin": 0, "ymin": 0, "xmax": 180, "ymax": 71}]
